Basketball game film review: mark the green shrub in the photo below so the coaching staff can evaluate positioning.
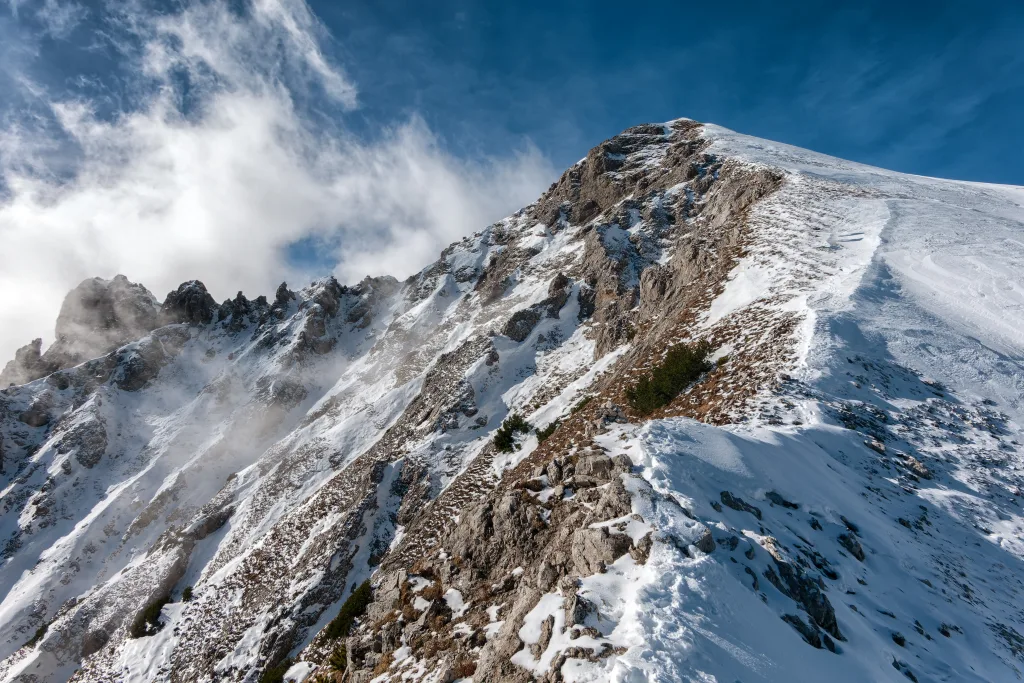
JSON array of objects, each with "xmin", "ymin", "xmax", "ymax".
[
  {"xmin": 129, "ymin": 594, "xmax": 172, "ymax": 638},
  {"xmin": 506, "ymin": 413, "xmax": 531, "ymax": 432},
  {"xmin": 494, "ymin": 413, "xmax": 532, "ymax": 453},
  {"xmin": 324, "ymin": 580, "xmax": 373, "ymax": 640},
  {"xmin": 182, "ymin": 586, "xmax": 193, "ymax": 602},
  {"xmin": 626, "ymin": 341, "xmax": 713, "ymax": 415},
  {"xmin": 26, "ymin": 623, "xmax": 47, "ymax": 647},
  {"xmin": 259, "ymin": 658, "xmax": 293, "ymax": 683},
  {"xmin": 536, "ymin": 420, "xmax": 559, "ymax": 443},
  {"xmin": 571, "ymin": 396, "xmax": 592, "ymax": 413},
  {"xmin": 328, "ymin": 645, "xmax": 348, "ymax": 671}
]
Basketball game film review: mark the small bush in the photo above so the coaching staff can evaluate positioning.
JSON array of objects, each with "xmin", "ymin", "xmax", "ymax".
[
  {"xmin": 324, "ymin": 580, "xmax": 373, "ymax": 640},
  {"xmin": 535, "ymin": 420, "xmax": 559, "ymax": 443},
  {"xmin": 328, "ymin": 646, "xmax": 348, "ymax": 671},
  {"xmin": 505, "ymin": 413, "xmax": 531, "ymax": 432},
  {"xmin": 626, "ymin": 341, "xmax": 713, "ymax": 415},
  {"xmin": 494, "ymin": 413, "xmax": 532, "ymax": 453},
  {"xmin": 571, "ymin": 396, "xmax": 593, "ymax": 413},
  {"xmin": 129, "ymin": 594, "xmax": 172, "ymax": 638},
  {"xmin": 419, "ymin": 580, "xmax": 443, "ymax": 602},
  {"xmin": 372, "ymin": 651, "xmax": 395, "ymax": 675},
  {"xmin": 26, "ymin": 623, "xmax": 47, "ymax": 647},
  {"xmin": 453, "ymin": 656, "xmax": 477, "ymax": 678},
  {"xmin": 259, "ymin": 658, "xmax": 293, "ymax": 683},
  {"xmin": 181, "ymin": 586, "xmax": 193, "ymax": 602}
]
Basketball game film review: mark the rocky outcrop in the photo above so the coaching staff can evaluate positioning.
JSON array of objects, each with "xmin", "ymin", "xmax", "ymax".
[
  {"xmin": 345, "ymin": 276, "xmax": 399, "ymax": 328},
  {"xmin": 18, "ymin": 393, "xmax": 53, "ymax": 428},
  {"xmin": 111, "ymin": 326, "xmax": 191, "ymax": 391},
  {"xmin": 762, "ymin": 538, "xmax": 843, "ymax": 643},
  {"xmin": 274, "ymin": 282, "xmax": 295, "ymax": 308},
  {"xmin": 328, "ymin": 443, "xmax": 648, "ymax": 681},
  {"xmin": 501, "ymin": 273, "xmax": 572, "ymax": 342},
  {"xmin": 720, "ymin": 490, "xmax": 762, "ymax": 520},
  {"xmin": 161, "ymin": 280, "xmax": 218, "ymax": 325},
  {"xmin": 218, "ymin": 291, "xmax": 266, "ymax": 331},
  {"xmin": 570, "ymin": 527, "xmax": 632, "ymax": 575},
  {"xmin": 55, "ymin": 416, "xmax": 108, "ymax": 469},
  {"xmin": 293, "ymin": 277, "xmax": 348, "ymax": 357},
  {"xmin": 838, "ymin": 532, "xmax": 865, "ymax": 562},
  {"xmin": 1, "ymin": 275, "xmax": 161, "ymax": 386},
  {"xmin": 0, "ymin": 339, "xmax": 47, "ymax": 387},
  {"xmin": 532, "ymin": 123, "xmax": 687, "ymax": 227}
]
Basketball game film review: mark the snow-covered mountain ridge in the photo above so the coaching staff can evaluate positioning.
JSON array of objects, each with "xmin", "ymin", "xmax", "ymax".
[{"xmin": 1, "ymin": 119, "xmax": 1024, "ymax": 682}]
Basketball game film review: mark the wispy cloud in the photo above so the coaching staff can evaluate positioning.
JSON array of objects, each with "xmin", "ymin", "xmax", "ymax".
[{"xmin": 0, "ymin": 0, "xmax": 556, "ymax": 362}]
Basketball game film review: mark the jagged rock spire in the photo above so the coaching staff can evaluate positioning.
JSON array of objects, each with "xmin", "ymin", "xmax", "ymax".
[{"xmin": 161, "ymin": 280, "xmax": 218, "ymax": 325}]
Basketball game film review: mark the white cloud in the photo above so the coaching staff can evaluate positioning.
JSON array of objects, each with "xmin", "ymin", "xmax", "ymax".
[
  {"xmin": 5, "ymin": 0, "xmax": 85, "ymax": 37},
  {"xmin": 0, "ymin": 0, "xmax": 556, "ymax": 361}
]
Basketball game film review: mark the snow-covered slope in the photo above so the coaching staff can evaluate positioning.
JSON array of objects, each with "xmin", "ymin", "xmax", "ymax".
[{"xmin": 1, "ymin": 119, "xmax": 1023, "ymax": 683}]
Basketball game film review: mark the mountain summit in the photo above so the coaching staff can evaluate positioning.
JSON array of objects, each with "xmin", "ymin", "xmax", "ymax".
[{"xmin": 1, "ymin": 120, "xmax": 1023, "ymax": 683}]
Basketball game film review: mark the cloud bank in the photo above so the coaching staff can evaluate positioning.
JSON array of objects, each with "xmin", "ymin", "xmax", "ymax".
[{"xmin": 0, "ymin": 0, "xmax": 555, "ymax": 362}]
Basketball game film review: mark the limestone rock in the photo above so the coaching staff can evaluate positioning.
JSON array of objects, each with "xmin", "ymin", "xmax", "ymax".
[
  {"xmin": 838, "ymin": 533, "xmax": 865, "ymax": 562},
  {"xmin": 763, "ymin": 540, "xmax": 843, "ymax": 641},
  {"xmin": 720, "ymin": 491, "xmax": 762, "ymax": 520},
  {"xmin": 274, "ymin": 282, "xmax": 296, "ymax": 308},
  {"xmin": 218, "ymin": 291, "xmax": 259, "ymax": 330},
  {"xmin": 0, "ymin": 339, "xmax": 46, "ymax": 387},
  {"xmin": 571, "ymin": 527, "xmax": 632, "ymax": 575},
  {"xmin": 19, "ymin": 395, "xmax": 52, "ymax": 427},
  {"xmin": 161, "ymin": 280, "xmax": 217, "ymax": 325},
  {"xmin": 501, "ymin": 275, "xmax": 572, "ymax": 342},
  {"xmin": 56, "ymin": 417, "xmax": 108, "ymax": 469},
  {"xmin": 782, "ymin": 613, "xmax": 823, "ymax": 649},
  {"xmin": 1, "ymin": 275, "xmax": 161, "ymax": 386}
]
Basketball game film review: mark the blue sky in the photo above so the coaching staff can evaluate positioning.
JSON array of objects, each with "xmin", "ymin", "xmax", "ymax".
[
  {"xmin": 313, "ymin": 0, "xmax": 1024, "ymax": 184},
  {"xmin": 5, "ymin": 0, "xmax": 1023, "ymax": 184},
  {"xmin": 0, "ymin": 0, "xmax": 1021, "ymax": 358}
]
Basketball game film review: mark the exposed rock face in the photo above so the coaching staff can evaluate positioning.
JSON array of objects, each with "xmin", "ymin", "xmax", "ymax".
[
  {"xmin": 720, "ymin": 490, "xmax": 762, "ymax": 520},
  {"xmin": 762, "ymin": 539, "xmax": 843, "ymax": 641},
  {"xmin": 53, "ymin": 275, "xmax": 160, "ymax": 354},
  {"xmin": 346, "ymin": 276, "xmax": 399, "ymax": 329},
  {"xmin": 18, "ymin": 394, "xmax": 53, "ymax": 428},
  {"xmin": 55, "ymin": 417, "xmax": 107, "ymax": 469},
  {"xmin": 0, "ymin": 340, "xmax": 46, "ymax": 388},
  {"xmin": 294, "ymin": 277, "xmax": 347, "ymax": 356},
  {"xmin": 501, "ymin": 274, "xmax": 571, "ymax": 342},
  {"xmin": 1, "ymin": 275, "xmax": 160, "ymax": 386},
  {"xmin": 333, "ymin": 442, "xmax": 647, "ymax": 683},
  {"xmin": 112, "ymin": 326, "xmax": 192, "ymax": 391},
  {"xmin": 218, "ymin": 291, "xmax": 255, "ymax": 331},
  {"xmin": 161, "ymin": 280, "xmax": 218, "ymax": 325},
  {"xmin": 570, "ymin": 527, "xmax": 632, "ymax": 575},
  {"xmin": 838, "ymin": 532, "xmax": 865, "ymax": 561}
]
